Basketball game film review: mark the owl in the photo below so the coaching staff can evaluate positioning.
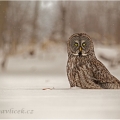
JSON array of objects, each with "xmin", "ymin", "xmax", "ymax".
[{"xmin": 67, "ymin": 33, "xmax": 120, "ymax": 89}]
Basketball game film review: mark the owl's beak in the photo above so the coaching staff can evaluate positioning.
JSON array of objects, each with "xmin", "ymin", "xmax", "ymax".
[{"xmin": 79, "ymin": 47, "xmax": 82, "ymax": 52}]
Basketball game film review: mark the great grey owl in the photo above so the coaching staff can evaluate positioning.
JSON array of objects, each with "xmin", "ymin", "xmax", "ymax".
[{"xmin": 67, "ymin": 33, "xmax": 120, "ymax": 89}]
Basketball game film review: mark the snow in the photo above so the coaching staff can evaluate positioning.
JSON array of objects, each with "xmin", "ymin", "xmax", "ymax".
[
  {"xmin": 0, "ymin": 45, "xmax": 120, "ymax": 119},
  {"xmin": 0, "ymin": 90, "xmax": 120, "ymax": 119}
]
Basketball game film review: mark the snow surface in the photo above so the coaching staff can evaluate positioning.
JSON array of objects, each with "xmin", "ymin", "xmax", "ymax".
[{"xmin": 0, "ymin": 45, "xmax": 120, "ymax": 119}]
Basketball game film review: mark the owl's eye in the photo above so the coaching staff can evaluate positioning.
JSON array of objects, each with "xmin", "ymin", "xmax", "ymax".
[
  {"xmin": 74, "ymin": 43, "xmax": 78, "ymax": 46},
  {"xmin": 82, "ymin": 42, "xmax": 86, "ymax": 47}
]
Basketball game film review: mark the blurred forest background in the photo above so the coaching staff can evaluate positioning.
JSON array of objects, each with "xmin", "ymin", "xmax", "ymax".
[{"xmin": 0, "ymin": 1, "xmax": 120, "ymax": 71}]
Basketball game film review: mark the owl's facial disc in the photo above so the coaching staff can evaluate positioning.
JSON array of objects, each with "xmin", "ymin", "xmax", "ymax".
[
  {"xmin": 69, "ymin": 36, "xmax": 90, "ymax": 57},
  {"xmin": 69, "ymin": 33, "xmax": 94, "ymax": 57}
]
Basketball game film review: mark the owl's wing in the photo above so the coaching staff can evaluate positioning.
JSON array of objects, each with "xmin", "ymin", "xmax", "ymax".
[{"xmin": 91, "ymin": 59, "xmax": 120, "ymax": 89}]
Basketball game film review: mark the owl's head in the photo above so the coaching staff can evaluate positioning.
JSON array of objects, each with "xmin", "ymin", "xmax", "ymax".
[{"xmin": 67, "ymin": 33, "xmax": 95, "ymax": 57}]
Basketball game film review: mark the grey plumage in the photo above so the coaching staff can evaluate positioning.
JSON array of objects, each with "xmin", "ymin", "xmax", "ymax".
[{"xmin": 67, "ymin": 33, "xmax": 120, "ymax": 89}]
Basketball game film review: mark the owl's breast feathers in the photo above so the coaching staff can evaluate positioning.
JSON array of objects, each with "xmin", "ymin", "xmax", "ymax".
[{"xmin": 67, "ymin": 55, "xmax": 102, "ymax": 89}]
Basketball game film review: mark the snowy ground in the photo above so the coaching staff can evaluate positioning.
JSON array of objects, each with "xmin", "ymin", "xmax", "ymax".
[{"xmin": 0, "ymin": 45, "xmax": 120, "ymax": 119}]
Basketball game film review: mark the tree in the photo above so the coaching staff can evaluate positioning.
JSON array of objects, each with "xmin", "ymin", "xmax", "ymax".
[{"xmin": 0, "ymin": 1, "xmax": 9, "ymax": 48}]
